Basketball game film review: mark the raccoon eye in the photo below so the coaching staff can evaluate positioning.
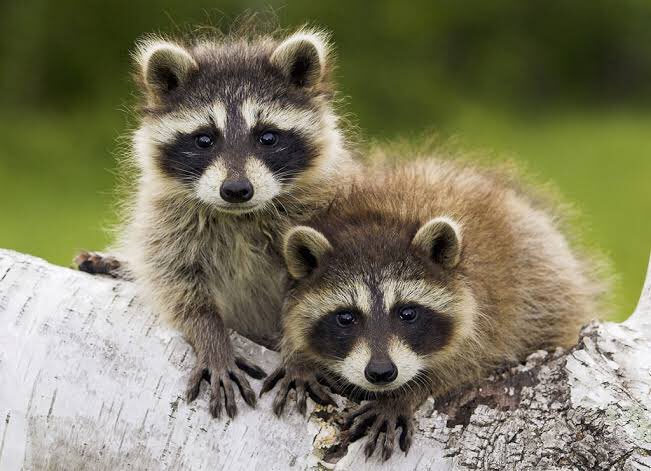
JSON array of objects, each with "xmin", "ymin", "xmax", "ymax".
[
  {"xmin": 335, "ymin": 310, "xmax": 357, "ymax": 328},
  {"xmin": 195, "ymin": 134, "xmax": 214, "ymax": 149},
  {"xmin": 399, "ymin": 307, "xmax": 419, "ymax": 323},
  {"xmin": 258, "ymin": 131, "xmax": 278, "ymax": 146}
]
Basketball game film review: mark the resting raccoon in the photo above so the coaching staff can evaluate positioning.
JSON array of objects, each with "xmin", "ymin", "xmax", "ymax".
[
  {"xmin": 76, "ymin": 28, "xmax": 357, "ymax": 419},
  {"xmin": 265, "ymin": 159, "xmax": 606, "ymax": 459}
]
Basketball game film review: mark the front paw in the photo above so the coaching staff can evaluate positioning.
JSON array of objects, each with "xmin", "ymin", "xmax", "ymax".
[
  {"xmin": 74, "ymin": 251, "xmax": 121, "ymax": 277},
  {"xmin": 259, "ymin": 364, "xmax": 336, "ymax": 416},
  {"xmin": 342, "ymin": 400, "xmax": 415, "ymax": 461},
  {"xmin": 186, "ymin": 355, "xmax": 266, "ymax": 419}
]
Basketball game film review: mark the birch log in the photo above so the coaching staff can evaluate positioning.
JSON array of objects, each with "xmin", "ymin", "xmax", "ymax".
[{"xmin": 0, "ymin": 248, "xmax": 649, "ymax": 471}]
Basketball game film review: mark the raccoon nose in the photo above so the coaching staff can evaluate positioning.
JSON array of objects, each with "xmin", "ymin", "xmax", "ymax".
[
  {"xmin": 364, "ymin": 359, "xmax": 398, "ymax": 385},
  {"xmin": 220, "ymin": 179, "xmax": 254, "ymax": 203}
]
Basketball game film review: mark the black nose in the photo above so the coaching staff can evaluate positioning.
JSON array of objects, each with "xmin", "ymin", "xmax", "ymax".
[
  {"xmin": 220, "ymin": 179, "xmax": 254, "ymax": 203},
  {"xmin": 364, "ymin": 359, "xmax": 398, "ymax": 385}
]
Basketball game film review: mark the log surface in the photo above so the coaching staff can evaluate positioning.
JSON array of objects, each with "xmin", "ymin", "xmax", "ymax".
[{"xmin": 0, "ymin": 249, "xmax": 649, "ymax": 470}]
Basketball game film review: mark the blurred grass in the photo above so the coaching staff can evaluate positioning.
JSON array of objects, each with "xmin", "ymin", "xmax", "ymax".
[
  {"xmin": 442, "ymin": 106, "xmax": 651, "ymax": 320},
  {"xmin": 0, "ymin": 108, "xmax": 121, "ymax": 268},
  {"xmin": 0, "ymin": 104, "xmax": 648, "ymax": 321},
  {"xmin": 1, "ymin": 0, "xmax": 650, "ymax": 323}
]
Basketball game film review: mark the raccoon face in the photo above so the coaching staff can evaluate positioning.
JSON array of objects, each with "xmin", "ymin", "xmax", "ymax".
[
  {"xmin": 133, "ymin": 30, "xmax": 340, "ymax": 214},
  {"xmin": 283, "ymin": 218, "xmax": 475, "ymax": 393}
]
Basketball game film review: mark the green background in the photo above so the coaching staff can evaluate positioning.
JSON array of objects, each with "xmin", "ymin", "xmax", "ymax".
[{"xmin": 1, "ymin": 1, "xmax": 649, "ymax": 321}]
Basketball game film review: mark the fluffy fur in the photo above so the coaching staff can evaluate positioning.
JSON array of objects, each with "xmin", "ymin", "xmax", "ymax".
[
  {"xmin": 78, "ymin": 27, "xmax": 358, "ymax": 419},
  {"xmin": 271, "ymin": 157, "xmax": 609, "ymax": 459}
]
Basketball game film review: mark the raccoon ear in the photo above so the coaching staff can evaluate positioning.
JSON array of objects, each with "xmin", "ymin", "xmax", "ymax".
[
  {"xmin": 283, "ymin": 226, "xmax": 332, "ymax": 279},
  {"xmin": 271, "ymin": 30, "xmax": 329, "ymax": 88},
  {"xmin": 136, "ymin": 39, "xmax": 197, "ymax": 99},
  {"xmin": 412, "ymin": 217, "xmax": 462, "ymax": 269}
]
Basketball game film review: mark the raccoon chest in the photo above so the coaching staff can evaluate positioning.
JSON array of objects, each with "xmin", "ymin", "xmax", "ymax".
[{"xmin": 209, "ymin": 231, "xmax": 286, "ymax": 345}]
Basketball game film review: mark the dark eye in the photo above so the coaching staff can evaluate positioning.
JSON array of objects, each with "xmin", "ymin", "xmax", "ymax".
[
  {"xmin": 399, "ymin": 306, "xmax": 419, "ymax": 323},
  {"xmin": 335, "ymin": 310, "xmax": 357, "ymax": 328},
  {"xmin": 258, "ymin": 131, "xmax": 278, "ymax": 146},
  {"xmin": 195, "ymin": 134, "xmax": 214, "ymax": 149}
]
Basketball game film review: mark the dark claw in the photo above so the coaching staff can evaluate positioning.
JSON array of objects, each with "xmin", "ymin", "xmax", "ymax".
[
  {"xmin": 382, "ymin": 419, "xmax": 397, "ymax": 461},
  {"xmin": 306, "ymin": 378, "xmax": 337, "ymax": 407},
  {"xmin": 343, "ymin": 402, "xmax": 373, "ymax": 429},
  {"xmin": 262, "ymin": 364, "xmax": 335, "ymax": 417},
  {"xmin": 260, "ymin": 367, "xmax": 286, "ymax": 397},
  {"xmin": 222, "ymin": 375, "xmax": 237, "ymax": 418},
  {"xmin": 230, "ymin": 370, "xmax": 257, "ymax": 408},
  {"xmin": 186, "ymin": 366, "xmax": 207, "ymax": 402},
  {"xmin": 209, "ymin": 379, "xmax": 223, "ymax": 419},
  {"xmin": 272, "ymin": 378, "xmax": 292, "ymax": 417},
  {"xmin": 346, "ymin": 410, "xmax": 377, "ymax": 442},
  {"xmin": 235, "ymin": 356, "xmax": 267, "ymax": 379},
  {"xmin": 364, "ymin": 435, "xmax": 378, "ymax": 459},
  {"xmin": 342, "ymin": 402, "xmax": 415, "ymax": 461},
  {"xmin": 398, "ymin": 416, "xmax": 413, "ymax": 453},
  {"xmin": 296, "ymin": 382, "xmax": 307, "ymax": 415},
  {"xmin": 363, "ymin": 419, "xmax": 385, "ymax": 459},
  {"xmin": 186, "ymin": 358, "xmax": 258, "ymax": 419}
]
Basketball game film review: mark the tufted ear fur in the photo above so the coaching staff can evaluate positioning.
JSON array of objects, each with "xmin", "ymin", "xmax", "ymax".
[
  {"xmin": 270, "ymin": 30, "xmax": 329, "ymax": 88},
  {"xmin": 411, "ymin": 217, "xmax": 463, "ymax": 269},
  {"xmin": 283, "ymin": 226, "xmax": 332, "ymax": 279},
  {"xmin": 135, "ymin": 39, "xmax": 198, "ymax": 100}
]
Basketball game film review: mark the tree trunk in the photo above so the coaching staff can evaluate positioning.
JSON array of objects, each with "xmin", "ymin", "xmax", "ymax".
[{"xmin": 0, "ymin": 249, "xmax": 649, "ymax": 470}]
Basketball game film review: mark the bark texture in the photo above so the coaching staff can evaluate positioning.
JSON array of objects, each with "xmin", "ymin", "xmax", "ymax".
[{"xmin": 0, "ymin": 249, "xmax": 649, "ymax": 470}]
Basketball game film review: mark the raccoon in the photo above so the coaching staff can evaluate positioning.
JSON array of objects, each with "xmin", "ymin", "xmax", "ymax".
[
  {"xmin": 76, "ymin": 28, "xmax": 357, "ymax": 419},
  {"xmin": 264, "ymin": 159, "xmax": 607, "ymax": 459}
]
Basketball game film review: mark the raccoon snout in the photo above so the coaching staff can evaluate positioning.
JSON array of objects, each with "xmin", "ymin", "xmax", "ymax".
[
  {"xmin": 364, "ymin": 358, "xmax": 398, "ymax": 385},
  {"xmin": 220, "ymin": 179, "xmax": 254, "ymax": 203}
]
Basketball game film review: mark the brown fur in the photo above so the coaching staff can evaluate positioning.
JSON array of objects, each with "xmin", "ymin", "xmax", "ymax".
[
  {"xmin": 282, "ymin": 157, "xmax": 609, "ymax": 399},
  {"xmin": 271, "ymin": 156, "xmax": 608, "ymax": 459}
]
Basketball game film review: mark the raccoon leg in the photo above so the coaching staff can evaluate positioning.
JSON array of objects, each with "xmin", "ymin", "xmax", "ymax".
[
  {"xmin": 259, "ymin": 361, "xmax": 336, "ymax": 416},
  {"xmin": 74, "ymin": 251, "xmax": 125, "ymax": 278},
  {"xmin": 184, "ymin": 306, "xmax": 267, "ymax": 419},
  {"xmin": 342, "ymin": 390, "xmax": 429, "ymax": 461}
]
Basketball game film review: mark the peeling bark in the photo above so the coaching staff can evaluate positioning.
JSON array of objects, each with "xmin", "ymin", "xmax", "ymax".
[{"xmin": 0, "ymin": 249, "xmax": 649, "ymax": 470}]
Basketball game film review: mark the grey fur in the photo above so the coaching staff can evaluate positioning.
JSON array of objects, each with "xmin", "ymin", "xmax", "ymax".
[{"xmin": 87, "ymin": 28, "xmax": 358, "ymax": 419}]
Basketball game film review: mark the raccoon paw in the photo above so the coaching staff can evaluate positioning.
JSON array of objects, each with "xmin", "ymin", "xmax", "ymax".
[
  {"xmin": 74, "ymin": 251, "xmax": 122, "ymax": 277},
  {"xmin": 259, "ymin": 363, "xmax": 336, "ymax": 417},
  {"xmin": 185, "ymin": 355, "xmax": 266, "ymax": 419},
  {"xmin": 342, "ymin": 400, "xmax": 415, "ymax": 461}
]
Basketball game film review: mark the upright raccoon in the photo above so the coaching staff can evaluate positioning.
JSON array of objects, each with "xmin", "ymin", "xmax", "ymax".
[
  {"xmin": 266, "ymin": 159, "xmax": 607, "ymax": 459},
  {"xmin": 77, "ymin": 28, "xmax": 357, "ymax": 419}
]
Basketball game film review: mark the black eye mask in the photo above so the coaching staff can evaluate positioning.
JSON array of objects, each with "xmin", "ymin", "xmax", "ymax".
[
  {"xmin": 249, "ymin": 124, "xmax": 318, "ymax": 179},
  {"xmin": 157, "ymin": 126, "xmax": 219, "ymax": 182},
  {"xmin": 308, "ymin": 308, "xmax": 363, "ymax": 360},
  {"xmin": 388, "ymin": 304, "xmax": 454, "ymax": 355}
]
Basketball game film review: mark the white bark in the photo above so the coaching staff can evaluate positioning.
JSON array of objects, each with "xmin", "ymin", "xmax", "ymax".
[{"xmin": 0, "ymin": 248, "xmax": 649, "ymax": 470}]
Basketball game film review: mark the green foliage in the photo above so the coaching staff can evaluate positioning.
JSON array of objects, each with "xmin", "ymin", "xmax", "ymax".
[{"xmin": 0, "ymin": 0, "xmax": 649, "ymax": 320}]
